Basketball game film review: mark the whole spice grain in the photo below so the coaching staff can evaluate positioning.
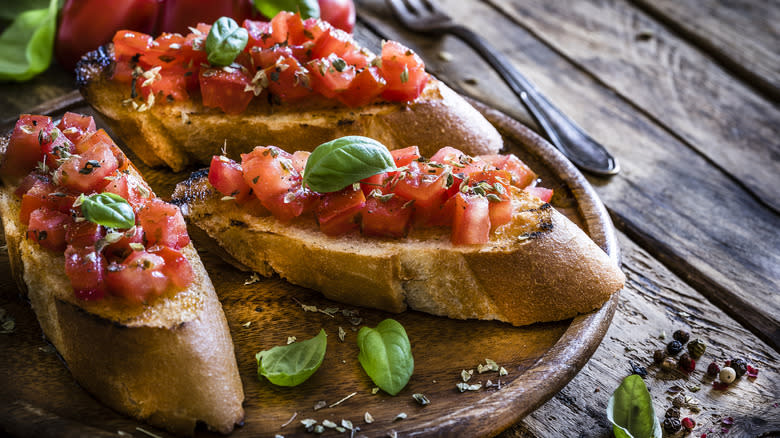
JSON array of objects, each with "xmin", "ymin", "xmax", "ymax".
[
  {"xmin": 667, "ymin": 340, "xmax": 683, "ymax": 355},
  {"xmin": 681, "ymin": 417, "xmax": 696, "ymax": 430},
  {"xmin": 653, "ymin": 349, "xmax": 665, "ymax": 365},
  {"xmin": 678, "ymin": 353, "xmax": 696, "ymax": 373},
  {"xmin": 661, "ymin": 357, "xmax": 677, "ymax": 371},
  {"xmin": 665, "ymin": 407, "xmax": 680, "ymax": 418},
  {"xmin": 706, "ymin": 362, "xmax": 720, "ymax": 378},
  {"xmin": 730, "ymin": 358, "xmax": 748, "ymax": 378},
  {"xmin": 673, "ymin": 330, "xmax": 690, "ymax": 344},
  {"xmin": 719, "ymin": 367, "xmax": 736, "ymax": 384},
  {"xmin": 663, "ymin": 417, "xmax": 682, "ymax": 433},
  {"xmin": 687, "ymin": 339, "xmax": 706, "ymax": 359}
]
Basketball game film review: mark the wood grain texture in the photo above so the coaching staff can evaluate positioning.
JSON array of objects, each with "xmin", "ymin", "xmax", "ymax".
[
  {"xmin": 0, "ymin": 104, "xmax": 618, "ymax": 437},
  {"xmin": 503, "ymin": 231, "xmax": 780, "ymax": 438},
  {"xmin": 355, "ymin": 0, "xmax": 780, "ymax": 350},
  {"xmin": 631, "ymin": 0, "xmax": 780, "ymax": 101}
]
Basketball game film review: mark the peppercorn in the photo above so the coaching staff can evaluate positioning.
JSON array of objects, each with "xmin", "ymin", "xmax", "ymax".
[
  {"xmin": 661, "ymin": 357, "xmax": 677, "ymax": 371},
  {"xmin": 672, "ymin": 394, "xmax": 686, "ymax": 407},
  {"xmin": 687, "ymin": 338, "xmax": 706, "ymax": 359},
  {"xmin": 630, "ymin": 361, "xmax": 647, "ymax": 377},
  {"xmin": 663, "ymin": 417, "xmax": 682, "ymax": 433},
  {"xmin": 673, "ymin": 329, "xmax": 690, "ymax": 344},
  {"xmin": 730, "ymin": 358, "xmax": 748, "ymax": 378},
  {"xmin": 665, "ymin": 406, "xmax": 680, "ymax": 418},
  {"xmin": 678, "ymin": 353, "xmax": 696, "ymax": 373},
  {"xmin": 719, "ymin": 366, "xmax": 736, "ymax": 384},
  {"xmin": 667, "ymin": 340, "xmax": 683, "ymax": 355},
  {"xmin": 707, "ymin": 362, "xmax": 720, "ymax": 378},
  {"xmin": 653, "ymin": 349, "xmax": 665, "ymax": 365},
  {"xmin": 681, "ymin": 417, "xmax": 696, "ymax": 430}
]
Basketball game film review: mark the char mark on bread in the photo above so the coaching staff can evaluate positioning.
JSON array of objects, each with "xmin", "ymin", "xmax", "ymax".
[{"xmin": 75, "ymin": 44, "xmax": 114, "ymax": 88}]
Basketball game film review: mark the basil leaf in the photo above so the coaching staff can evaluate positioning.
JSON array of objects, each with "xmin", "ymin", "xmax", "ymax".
[
  {"xmin": 303, "ymin": 136, "xmax": 396, "ymax": 193},
  {"xmin": 205, "ymin": 17, "xmax": 249, "ymax": 67},
  {"xmin": 0, "ymin": 0, "xmax": 58, "ymax": 82},
  {"xmin": 256, "ymin": 329, "xmax": 327, "ymax": 386},
  {"xmin": 357, "ymin": 319, "xmax": 414, "ymax": 396},
  {"xmin": 254, "ymin": 0, "xmax": 320, "ymax": 20},
  {"xmin": 607, "ymin": 375, "xmax": 662, "ymax": 438},
  {"xmin": 78, "ymin": 193, "xmax": 135, "ymax": 229}
]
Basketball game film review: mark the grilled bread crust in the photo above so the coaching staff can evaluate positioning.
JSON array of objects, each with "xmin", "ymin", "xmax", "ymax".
[
  {"xmin": 0, "ymin": 137, "xmax": 244, "ymax": 436},
  {"xmin": 173, "ymin": 172, "xmax": 625, "ymax": 327},
  {"xmin": 77, "ymin": 45, "xmax": 504, "ymax": 172}
]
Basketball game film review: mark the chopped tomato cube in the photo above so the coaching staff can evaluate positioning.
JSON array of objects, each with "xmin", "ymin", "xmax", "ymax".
[
  {"xmin": 243, "ymin": 19, "xmax": 275, "ymax": 50},
  {"xmin": 307, "ymin": 54, "xmax": 356, "ymax": 98},
  {"xmin": 139, "ymin": 71, "xmax": 189, "ymax": 102},
  {"xmin": 57, "ymin": 112, "xmax": 96, "ymax": 145},
  {"xmin": 241, "ymin": 146, "xmax": 301, "ymax": 203},
  {"xmin": 480, "ymin": 154, "xmax": 537, "ymax": 188},
  {"xmin": 379, "ymin": 40, "xmax": 428, "ymax": 101},
  {"xmin": 137, "ymin": 199, "xmax": 190, "ymax": 249},
  {"xmin": 27, "ymin": 207, "xmax": 71, "ymax": 252},
  {"xmin": 525, "ymin": 186, "xmax": 554, "ymax": 203},
  {"xmin": 451, "ymin": 193, "xmax": 490, "ymax": 245},
  {"xmin": 263, "ymin": 188, "xmax": 319, "ymax": 222},
  {"xmin": 209, "ymin": 155, "xmax": 253, "ymax": 203},
  {"xmin": 361, "ymin": 195, "xmax": 413, "ymax": 237},
  {"xmin": 104, "ymin": 225, "xmax": 145, "ymax": 261},
  {"xmin": 65, "ymin": 245, "xmax": 107, "ymax": 301},
  {"xmin": 310, "ymin": 27, "xmax": 358, "ymax": 60},
  {"xmin": 65, "ymin": 221, "xmax": 104, "ymax": 248},
  {"xmin": 252, "ymin": 50, "xmax": 314, "ymax": 102},
  {"xmin": 316, "ymin": 186, "xmax": 365, "ymax": 236},
  {"xmin": 105, "ymin": 250, "xmax": 169, "ymax": 303},
  {"xmin": 391, "ymin": 146, "xmax": 421, "ymax": 167},
  {"xmin": 103, "ymin": 173, "xmax": 152, "ymax": 208},
  {"xmin": 150, "ymin": 246, "xmax": 193, "ymax": 290},
  {"xmin": 392, "ymin": 161, "xmax": 449, "ymax": 208},
  {"xmin": 337, "ymin": 66, "xmax": 386, "ymax": 107},
  {"xmin": 360, "ymin": 172, "xmax": 390, "ymax": 197},
  {"xmin": 55, "ymin": 142, "xmax": 119, "ymax": 193},
  {"xmin": 20, "ymin": 179, "xmax": 75, "ymax": 225},
  {"xmin": 40, "ymin": 126, "xmax": 75, "ymax": 168},
  {"xmin": 112, "ymin": 30, "xmax": 152, "ymax": 59},
  {"xmin": 199, "ymin": 67, "xmax": 254, "ymax": 115},
  {"xmin": 291, "ymin": 151, "xmax": 310, "ymax": 173},
  {"xmin": 0, "ymin": 115, "xmax": 51, "ymax": 183}
]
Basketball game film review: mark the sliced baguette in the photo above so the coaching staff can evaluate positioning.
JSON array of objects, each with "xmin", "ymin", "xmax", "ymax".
[
  {"xmin": 77, "ymin": 45, "xmax": 503, "ymax": 172},
  {"xmin": 172, "ymin": 171, "xmax": 625, "ymax": 326},
  {"xmin": 0, "ymin": 137, "xmax": 244, "ymax": 436}
]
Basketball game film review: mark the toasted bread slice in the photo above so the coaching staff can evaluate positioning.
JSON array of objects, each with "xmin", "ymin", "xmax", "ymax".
[
  {"xmin": 172, "ymin": 171, "xmax": 625, "ymax": 326},
  {"xmin": 77, "ymin": 45, "xmax": 503, "ymax": 172},
  {"xmin": 0, "ymin": 137, "xmax": 244, "ymax": 435}
]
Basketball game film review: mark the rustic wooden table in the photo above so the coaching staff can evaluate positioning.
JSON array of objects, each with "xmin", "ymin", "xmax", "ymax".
[{"xmin": 1, "ymin": 0, "xmax": 777, "ymax": 437}]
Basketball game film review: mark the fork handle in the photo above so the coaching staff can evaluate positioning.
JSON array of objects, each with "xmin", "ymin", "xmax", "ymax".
[{"xmin": 449, "ymin": 25, "xmax": 619, "ymax": 175}]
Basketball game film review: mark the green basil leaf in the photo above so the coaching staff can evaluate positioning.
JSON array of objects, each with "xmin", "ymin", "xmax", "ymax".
[
  {"xmin": 205, "ymin": 17, "xmax": 249, "ymax": 67},
  {"xmin": 256, "ymin": 329, "xmax": 327, "ymax": 386},
  {"xmin": 607, "ymin": 375, "xmax": 662, "ymax": 438},
  {"xmin": 357, "ymin": 319, "xmax": 414, "ymax": 396},
  {"xmin": 0, "ymin": 0, "xmax": 58, "ymax": 82},
  {"xmin": 253, "ymin": 0, "xmax": 320, "ymax": 20},
  {"xmin": 78, "ymin": 193, "xmax": 135, "ymax": 229},
  {"xmin": 303, "ymin": 136, "xmax": 397, "ymax": 193}
]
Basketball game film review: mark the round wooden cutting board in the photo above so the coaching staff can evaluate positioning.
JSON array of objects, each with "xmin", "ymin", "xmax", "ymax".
[{"xmin": 0, "ymin": 100, "xmax": 619, "ymax": 438}]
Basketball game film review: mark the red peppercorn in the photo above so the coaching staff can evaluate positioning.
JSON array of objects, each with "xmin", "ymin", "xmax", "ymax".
[
  {"xmin": 707, "ymin": 362, "xmax": 720, "ymax": 377},
  {"xmin": 682, "ymin": 417, "xmax": 696, "ymax": 430},
  {"xmin": 678, "ymin": 353, "xmax": 696, "ymax": 373}
]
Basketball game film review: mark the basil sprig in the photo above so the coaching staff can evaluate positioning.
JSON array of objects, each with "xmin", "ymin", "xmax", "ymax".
[
  {"xmin": 205, "ymin": 17, "xmax": 249, "ymax": 67},
  {"xmin": 254, "ymin": 0, "xmax": 320, "ymax": 21},
  {"xmin": 256, "ymin": 329, "xmax": 327, "ymax": 386},
  {"xmin": 303, "ymin": 136, "xmax": 397, "ymax": 193},
  {"xmin": 357, "ymin": 319, "xmax": 414, "ymax": 396},
  {"xmin": 607, "ymin": 375, "xmax": 662, "ymax": 438},
  {"xmin": 77, "ymin": 192, "xmax": 135, "ymax": 229},
  {"xmin": 0, "ymin": 0, "xmax": 58, "ymax": 81}
]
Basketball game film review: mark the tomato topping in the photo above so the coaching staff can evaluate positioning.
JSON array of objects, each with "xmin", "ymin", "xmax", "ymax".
[
  {"xmin": 150, "ymin": 246, "xmax": 194, "ymax": 289},
  {"xmin": 55, "ymin": 141, "xmax": 119, "ymax": 193},
  {"xmin": 251, "ymin": 48, "xmax": 314, "ymax": 102},
  {"xmin": 392, "ymin": 161, "xmax": 449, "ymax": 209},
  {"xmin": 337, "ymin": 66, "xmax": 386, "ymax": 107},
  {"xmin": 103, "ymin": 173, "xmax": 151, "ymax": 208},
  {"xmin": 480, "ymin": 154, "xmax": 537, "ymax": 188},
  {"xmin": 137, "ymin": 199, "xmax": 190, "ymax": 250},
  {"xmin": 64, "ymin": 246, "xmax": 107, "ymax": 301},
  {"xmin": 308, "ymin": 54, "xmax": 356, "ymax": 98},
  {"xmin": 243, "ymin": 19, "xmax": 275, "ymax": 50},
  {"xmin": 20, "ymin": 179, "xmax": 76, "ymax": 225},
  {"xmin": 390, "ymin": 146, "xmax": 421, "ymax": 167},
  {"xmin": 380, "ymin": 40, "xmax": 428, "ymax": 101},
  {"xmin": 361, "ymin": 194, "xmax": 413, "ymax": 237},
  {"xmin": 199, "ymin": 67, "xmax": 254, "ymax": 115},
  {"xmin": 451, "ymin": 193, "xmax": 490, "ymax": 245},
  {"xmin": 40, "ymin": 127, "xmax": 75, "ymax": 168},
  {"xmin": 105, "ymin": 250, "xmax": 170, "ymax": 304},
  {"xmin": 310, "ymin": 26, "xmax": 359, "ymax": 60},
  {"xmin": 525, "ymin": 186, "xmax": 554, "ymax": 203},
  {"xmin": 209, "ymin": 155, "xmax": 253, "ymax": 203},
  {"xmin": 27, "ymin": 208, "xmax": 71, "ymax": 252},
  {"xmin": 104, "ymin": 226, "xmax": 145, "ymax": 261},
  {"xmin": 57, "ymin": 112, "xmax": 97, "ymax": 144},
  {"xmin": 241, "ymin": 146, "xmax": 300, "ymax": 203},
  {"xmin": 316, "ymin": 186, "xmax": 365, "ymax": 236},
  {"xmin": 0, "ymin": 115, "xmax": 51, "ymax": 183},
  {"xmin": 65, "ymin": 221, "xmax": 105, "ymax": 248}
]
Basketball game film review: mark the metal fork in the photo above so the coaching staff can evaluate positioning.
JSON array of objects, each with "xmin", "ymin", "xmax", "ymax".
[{"xmin": 386, "ymin": 0, "xmax": 620, "ymax": 176}]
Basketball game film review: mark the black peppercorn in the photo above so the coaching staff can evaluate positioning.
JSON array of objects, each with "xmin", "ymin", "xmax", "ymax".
[
  {"xmin": 667, "ymin": 340, "xmax": 683, "ymax": 355},
  {"xmin": 630, "ymin": 361, "xmax": 647, "ymax": 377},
  {"xmin": 653, "ymin": 349, "xmax": 665, "ymax": 364},
  {"xmin": 673, "ymin": 329, "xmax": 690, "ymax": 344},
  {"xmin": 665, "ymin": 407, "xmax": 680, "ymax": 418},
  {"xmin": 706, "ymin": 362, "xmax": 720, "ymax": 377},
  {"xmin": 730, "ymin": 358, "xmax": 748, "ymax": 378},
  {"xmin": 663, "ymin": 417, "xmax": 681, "ymax": 433}
]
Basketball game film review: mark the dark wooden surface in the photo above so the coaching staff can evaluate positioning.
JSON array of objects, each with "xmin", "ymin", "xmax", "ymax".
[{"xmin": 1, "ymin": 0, "xmax": 778, "ymax": 436}]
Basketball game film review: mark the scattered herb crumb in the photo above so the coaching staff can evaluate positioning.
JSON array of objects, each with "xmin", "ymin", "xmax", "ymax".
[
  {"xmin": 413, "ymin": 393, "xmax": 430, "ymax": 406},
  {"xmin": 338, "ymin": 326, "xmax": 346, "ymax": 342},
  {"xmin": 364, "ymin": 412, "xmax": 374, "ymax": 423},
  {"xmin": 313, "ymin": 424, "xmax": 325, "ymax": 434},
  {"xmin": 371, "ymin": 387, "xmax": 379, "ymax": 394},
  {"xmin": 499, "ymin": 366, "xmax": 508, "ymax": 376},
  {"xmin": 341, "ymin": 419, "xmax": 353, "ymax": 430},
  {"xmin": 280, "ymin": 412, "xmax": 297, "ymax": 428},
  {"xmin": 329, "ymin": 391, "xmax": 357, "ymax": 408},
  {"xmin": 242, "ymin": 321, "xmax": 252, "ymax": 328},
  {"xmin": 244, "ymin": 272, "xmax": 261, "ymax": 285},
  {"xmin": 301, "ymin": 418, "xmax": 317, "ymax": 429},
  {"xmin": 287, "ymin": 336, "xmax": 296, "ymax": 344},
  {"xmin": 461, "ymin": 369, "xmax": 473, "ymax": 382},
  {"xmin": 456, "ymin": 382, "xmax": 482, "ymax": 392},
  {"xmin": 437, "ymin": 51, "xmax": 453, "ymax": 62},
  {"xmin": 322, "ymin": 419, "xmax": 337, "ymax": 428},
  {"xmin": 394, "ymin": 412, "xmax": 407, "ymax": 421},
  {"xmin": 0, "ymin": 308, "xmax": 15, "ymax": 334},
  {"xmin": 135, "ymin": 427, "xmax": 163, "ymax": 438},
  {"xmin": 313, "ymin": 400, "xmax": 327, "ymax": 411}
]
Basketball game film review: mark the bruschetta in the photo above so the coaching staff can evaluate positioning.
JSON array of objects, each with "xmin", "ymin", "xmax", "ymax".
[
  {"xmin": 0, "ymin": 113, "xmax": 244, "ymax": 435},
  {"xmin": 76, "ymin": 13, "xmax": 503, "ymax": 172},
  {"xmin": 172, "ymin": 139, "xmax": 625, "ymax": 326}
]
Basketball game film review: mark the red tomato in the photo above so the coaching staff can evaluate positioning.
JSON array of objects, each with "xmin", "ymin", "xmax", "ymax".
[
  {"xmin": 451, "ymin": 193, "xmax": 490, "ymax": 245},
  {"xmin": 308, "ymin": 54, "xmax": 356, "ymax": 98},
  {"xmin": 64, "ymin": 246, "xmax": 107, "ymax": 301},
  {"xmin": 104, "ymin": 226, "xmax": 145, "ymax": 261},
  {"xmin": 150, "ymin": 246, "xmax": 194, "ymax": 290},
  {"xmin": 199, "ymin": 67, "xmax": 254, "ymax": 115},
  {"xmin": 111, "ymin": 30, "xmax": 154, "ymax": 84},
  {"xmin": 137, "ymin": 199, "xmax": 190, "ymax": 250},
  {"xmin": 241, "ymin": 146, "xmax": 300, "ymax": 202},
  {"xmin": 361, "ymin": 195, "xmax": 413, "ymax": 237},
  {"xmin": 360, "ymin": 172, "xmax": 390, "ymax": 196},
  {"xmin": 390, "ymin": 146, "xmax": 421, "ymax": 167},
  {"xmin": 65, "ymin": 221, "xmax": 104, "ymax": 248},
  {"xmin": 57, "ymin": 112, "xmax": 97, "ymax": 145},
  {"xmin": 525, "ymin": 186, "xmax": 554, "ymax": 203},
  {"xmin": 20, "ymin": 179, "xmax": 76, "ymax": 225},
  {"xmin": 39, "ymin": 126, "xmax": 75, "ymax": 168},
  {"xmin": 466, "ymin": 169, "xmax": 514, "ymax": 230},
  {"xmin": 480, "ymin": 154, "xmax": 537, "ymax": 188},
  {"xmin": 105, "ymin": 250, "xmax": 169, "ymax": 304},
  {"xmin": 310, "ymin": 27, "xmax": 358, "ymax": 60},
  {"xmin": 157, "ymin": 0, "xmax": 254, "ymax": 34},
  {"xmin": 251, "ymin": 48, "xmax": 314, "ymax": 102},
  {"xmin": 392, "ymin": 161, "xmax": 449, "ymax": 209},
  {"xmin": 55, "ymin": 142, "xmax": 119, "ymax": 193},
  {"xmin": 27, "ymin": 208, "xmax": 71, "ymax": 252},
  {"xmin": 14, "ymin": 172, "xmax": 48, "ymax": 198},
  {"xmin": 318, "ymin": 0, "xmax": 356, "ymax": 33},
  {"xmin": 103, "ymin": 173, "xmax": 151, "ymax": 208},
  {"xmin": 0, "ymin": 115, "xmax": 51, "ymax": 183},
  {"xmin": 244, "ymin": 19, "xmax": 276, "ymax": 50},
  {"xmin": 209, "ymin": 155, "xmax": 253, "ymax": 203},
  {"xmin": 291, "ymin": 151, "xmax": 310, "ymax": 173},
  {"xmin": 379, "ymin": 40, "xmax": 428, "ymax": 101},
  {"xmin": 316, "ymin": 186, "xmax": 365, "ymax": 236},
  {"xmin": 337, "ymin": 66, "xmax": 386, "ymax": 107},
  {"xmin": 56, "ymin": 0, "xmax": 159, "ymax": 70}
]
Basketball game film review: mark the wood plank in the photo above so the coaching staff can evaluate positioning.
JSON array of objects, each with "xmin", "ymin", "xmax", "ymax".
[
  {"xmin": 355, "ymin": 0, "xmax": 780, "ymax": 349},
  {"xmin": 632, "ymin": 0, "xmax": 780, "ymax": 101},
  {"xmin": 484, "ymin": 0, "xmax": 780, "ymax": 213},
  {"xmin": 502, "ymin": 231, "xmax": 780, "ymax": 437}
]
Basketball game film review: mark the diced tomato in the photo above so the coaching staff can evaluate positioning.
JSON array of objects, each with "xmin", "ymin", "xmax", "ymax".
[
  {"xmin": 466, "ymin": 169, "xmax": 514, "ymax": 230},
  {"xmin": 307, "ymin": 54, "xmax": 356, "ymax": 98},
  {"xmin": 74, "ymin": 129, "xmax": 129, "ymax": 172},
  {"xmin": 40, "ymin": 127, "xmax": 75, "ymax": 168},
  {"xmin": 0, "ymin": 115, "xmax": 51, "ymax": 183},
  {"xmin": 359, "ymin": 172, "xmax": 390, "ymax": 196},
  {"xmin": 104, "ymin": 225, "xmax": 145, "ymax": 261},
  {"xmin": 361, "ymin": 195, "xmax": 413, "ymax": 237},
  {"xmin": 451, "ymin": 193, "xmax": 490, "ymax": 245},
  {"xmin": 316, "ymin": 186, "xmax": 365, "ymax": 236},
  {"xmin": 525, "ymin": 186, "xmax": 554, "ymax": 203},
  {"xmin": 390, "ymin": 146, "xmax": 421, "ymax": 167},
  {"xmin": 253, "ymin": 51, "xmax": 314, "ymax": 102},
  {"xmin": 150, "ymin": 246, "xmax": 194, "ymax": 290},
  {"xmin": 65, "ymin": 221, "xmax": 104, "ymax": 248},
  {"xmin": 208, "ymin": 155, "xmax": 253, "ymax": 202},
  {"xmin": 64, "ymin": 245, "xmax": 106, "ymax": 301},
  {"xmin": 55, "ymin": 142, "xmax": 119, "ymax": 193},
  {"xmin": 241, "ymin": 146, "xmax": 300, "ymax": 202},
  {"xmin": 139, "ymin": 71, "xmax": 189, "ymax": 102},
  {"xmin": 199, "ymin": 67, "xmax": 254, "ymax": 115},
  {"xmin": 105, "ymin": 250, "xmax": 169, "ymax": 303},
  {"xmin": 112, "ymin": 30, "xmax": 152, "ymax": 60},
  {"xmin": 57, "ymin": 112, "xmax": 96, "ymax": 145},
  {"xmin": 243, "ymin": 19, "xmax": 275, "ymax": 50},
  {"xmin": 19, "ymin": 179, "xmax": 75, "ymax": 225},
  {"xmin": 269, "ymin": 11, "xmax": 306, "ymax": 46},
  {"xmin": 103, "ymin": 173, "xmax": 151, "ymax": 208},
  {"xmin": 337, "ymin": 66, "xmax": 386, "ymax": 107},
  {"xmin": 480, "ymin": 154, "xmax": 537, "ymax": 188},
  {"xmin": 392, "ymin": 161, "xmax": 449, "ymax": 209},
  {"xmin": 27, "ymin": 207, "xmax": 71, "ymax": 252},
  {"xmin": 14, "ymin": 173, "xmax": 48, "ymax": 198},
  {"xmin": 137, "ymin": 199, "xmax": 190, "ymax": 249},
  {"xmin": 379, "ymin": 40, "xmax": 428, "ymax": 101},
  {"xmin": 310, "ymin": 26, "xmax": 359, "ymax": 60},
  {"xmin": 290, "ymin": 151, "xmax": 310, "ymax": 173},
  {"xmin": 263, "ymin": 187, "xmax": 319, "ymax": 222}
]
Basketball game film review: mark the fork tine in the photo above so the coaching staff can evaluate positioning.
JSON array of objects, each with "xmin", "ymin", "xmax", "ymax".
[{"xmin": 421, "ymin": 0, "xmax": 446, "ymax": 15}]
